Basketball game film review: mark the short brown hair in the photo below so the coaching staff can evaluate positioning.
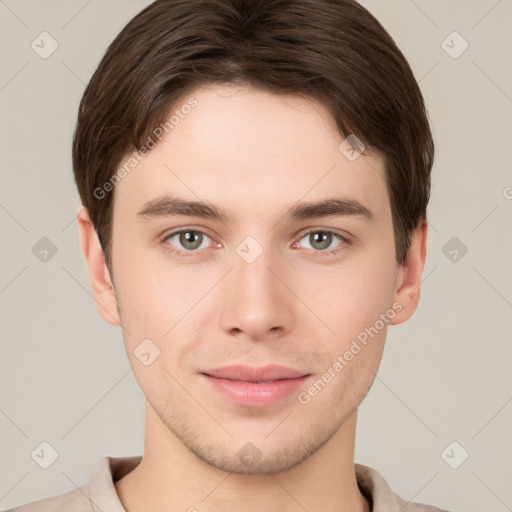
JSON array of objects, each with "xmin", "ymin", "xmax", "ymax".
[{"xmin": 73, "ymin": 0, "xmax": 434, "ymax": 273}]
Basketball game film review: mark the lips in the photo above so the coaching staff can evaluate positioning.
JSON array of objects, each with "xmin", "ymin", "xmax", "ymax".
[
  {"xmin": 200, "ymin": 364, "xmax": 312, "ymax": 407},
  {"xmin": 202, "ymin": 364, "xmax": 308, "ymax": 382}
]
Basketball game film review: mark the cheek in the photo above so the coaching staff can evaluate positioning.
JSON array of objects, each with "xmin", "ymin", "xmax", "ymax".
[
  {"xmin": 293, "ymin": 253, "xmax": 397, "ymax": 397},
  {"xmin": 115, "ymin": 257, "xmax": 207, "ymax": 332},
  {"xmin": 300, "ymin": 253, "xmax": 398, "ymax": 337},
  {"xmin": 298, "ymin": 326, "xmax": 386, "ymax": 413},
  {"xmin": 115, "ymin": 267, "xmax": 213, "ymax": 379}
]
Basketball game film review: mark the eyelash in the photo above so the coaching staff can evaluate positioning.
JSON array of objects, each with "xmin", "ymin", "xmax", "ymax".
[{"xmin": 159, "ymin": 228, "xmax": 350, "ymax": 259}]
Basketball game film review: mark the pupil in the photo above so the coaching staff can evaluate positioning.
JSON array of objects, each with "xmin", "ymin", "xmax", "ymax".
[
  {"xmin": 312, "ymin": 232, "xmax": 331, "ymax": 250},
  {"xmin": 181, "ymin": 231, "xmax": 201, "ymax": 249}
]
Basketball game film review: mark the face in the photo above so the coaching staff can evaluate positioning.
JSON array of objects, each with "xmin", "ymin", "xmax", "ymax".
[{"xmin": 104, "ymin": 84, "xmax": 404, "ymax": 473}]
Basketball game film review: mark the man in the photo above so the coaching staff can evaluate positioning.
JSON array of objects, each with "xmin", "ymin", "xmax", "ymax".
[{"xmin": 10, "ymin": 0, "xmax": 450, "ymax": 510}]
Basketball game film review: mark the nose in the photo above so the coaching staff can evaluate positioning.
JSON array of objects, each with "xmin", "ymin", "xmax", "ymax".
[{"xmin": 219, "ymin": 240, "xmax": 295, "ymax": 341}]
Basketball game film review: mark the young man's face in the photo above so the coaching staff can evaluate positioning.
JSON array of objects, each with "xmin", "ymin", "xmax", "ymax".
[{"xmin": 82, "ymin": 84, "xmax": 424, "ymax": 474}]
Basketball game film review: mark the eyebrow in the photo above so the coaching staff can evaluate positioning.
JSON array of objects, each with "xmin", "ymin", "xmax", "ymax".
[{"xmin": 136, "ymin": 195, "xmax": 374, "ymax": 223}]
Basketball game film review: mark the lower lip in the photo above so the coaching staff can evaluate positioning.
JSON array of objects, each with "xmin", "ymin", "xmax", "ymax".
[{"xmin": 202, "ymin": 374, "xmax": 311, "ymax": 407}]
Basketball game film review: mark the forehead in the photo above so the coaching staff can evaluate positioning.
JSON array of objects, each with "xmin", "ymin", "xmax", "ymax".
[{"xmin": 113, "ymin": 84, "xmax": 389, "ymax": 222}]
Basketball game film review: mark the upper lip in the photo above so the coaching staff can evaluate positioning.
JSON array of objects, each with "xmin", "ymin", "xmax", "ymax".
[{"xmin": 202, "ymin": 364, "xmax": 309, "ymax": 382}]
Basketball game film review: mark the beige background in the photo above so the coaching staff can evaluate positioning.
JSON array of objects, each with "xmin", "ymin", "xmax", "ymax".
[{"xmin": 1, "ymin": 0, "xmax": 511, "ymax": 510}]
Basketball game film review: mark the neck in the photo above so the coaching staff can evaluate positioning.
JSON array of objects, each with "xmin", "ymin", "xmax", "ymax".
[{"xmin": 115, "ymin": 402, "xmax": 369, "ymax": 512}]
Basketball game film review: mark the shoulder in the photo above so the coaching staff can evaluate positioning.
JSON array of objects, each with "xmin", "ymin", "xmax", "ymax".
[
  {"xmin": 397, "ymin": 501, "xmax": 454, "ymax": 512},
  {"xmin": 355, "ymin": 463, "xmax": 453, "ymax": 512},
  {"xmin": 6, "ymin": 487, "xmax": 91, "ymax": 511},
  {"xmin": 5, "ymin": 455, "xmax": 141, "ymax": 512}
]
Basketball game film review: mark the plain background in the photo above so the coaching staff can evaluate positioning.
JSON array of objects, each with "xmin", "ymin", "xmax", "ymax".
[{"xmin": 1, "ymin": 0, "xmax": 511, "ymax": 510}]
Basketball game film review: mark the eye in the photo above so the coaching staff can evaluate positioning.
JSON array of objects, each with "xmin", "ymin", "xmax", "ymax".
[
  {"xmin": 161, "ymin": 229, "xmax": 214, "ymax": 256},
  {"xmin": 294, "ymin": 230, "xmax": 348, "ymax": 256},
  {"xmin": 160, "ymin": 228, "xmax": 349, "ymax": 259}
]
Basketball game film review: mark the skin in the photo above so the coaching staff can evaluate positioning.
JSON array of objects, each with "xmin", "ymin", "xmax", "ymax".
[{"xmin": 77, "ymin": 83, "xmax": 427, "ymax": 512}]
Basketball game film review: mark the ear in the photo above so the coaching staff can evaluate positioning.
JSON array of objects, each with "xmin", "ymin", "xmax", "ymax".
[
  {"xmin": 388, "ymin": 219, "xmax": 428, "ymax": 325},
  {"xmin": 76, "ymin": 205, "xmax": 121, "ymax": 327}
]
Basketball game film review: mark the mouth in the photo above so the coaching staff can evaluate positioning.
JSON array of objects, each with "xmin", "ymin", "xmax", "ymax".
[{"xmin": 200, "ymin": 364, "xmax": 312, "ymax": 407}]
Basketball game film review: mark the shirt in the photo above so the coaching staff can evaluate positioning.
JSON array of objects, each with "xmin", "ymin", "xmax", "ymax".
[{"xmin": 7, "ymin": 456, "xmax": 452, "ymax": 511}]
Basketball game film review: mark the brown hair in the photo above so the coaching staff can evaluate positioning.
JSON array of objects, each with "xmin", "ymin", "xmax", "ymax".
[{"xmin": 73, "ymin": 0, "xmax": 434, "ymax": 273}]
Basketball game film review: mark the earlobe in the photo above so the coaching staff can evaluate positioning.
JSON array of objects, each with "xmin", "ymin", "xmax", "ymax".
[
  {"xmin": 76, "ymin": 206, "xmax": 121, "ymax": 327},
  {"xmin": 388, "ymin": 219, "xmax": 428, "ymax": 325}
]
